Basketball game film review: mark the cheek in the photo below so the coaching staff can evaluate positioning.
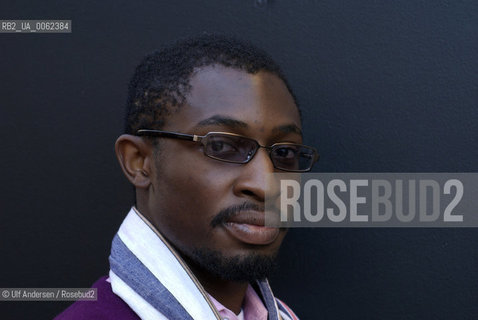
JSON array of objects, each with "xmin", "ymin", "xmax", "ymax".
[{"xmin": 153, "ymin": 161, "xmax": 235, "ymax": 248}]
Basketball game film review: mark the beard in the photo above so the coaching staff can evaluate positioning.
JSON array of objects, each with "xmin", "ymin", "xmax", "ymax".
[{"xmin": 185, "ymin": 247, "xmax": 278, "ymax": 282}]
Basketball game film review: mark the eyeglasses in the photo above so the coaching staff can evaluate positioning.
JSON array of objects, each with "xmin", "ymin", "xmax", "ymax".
[{"xmin": 136, "ymin": 129, "xmax": 319, "ymax": 172}]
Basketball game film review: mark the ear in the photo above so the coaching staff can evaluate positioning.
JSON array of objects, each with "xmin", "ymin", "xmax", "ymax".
[{"xmin": 115, "ymin": 134, "xmax": 153, "ymax": 189}]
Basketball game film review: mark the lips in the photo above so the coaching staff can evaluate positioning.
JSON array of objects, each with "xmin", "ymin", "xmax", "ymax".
[{"xmin": 223, "ymin": 211, "xmax": 280, "ymax": 245}]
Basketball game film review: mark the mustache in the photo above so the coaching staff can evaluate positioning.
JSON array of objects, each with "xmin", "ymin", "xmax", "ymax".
[{"xmin": 210, "ymin": 202, "xmax": 264, "ymax": 228}]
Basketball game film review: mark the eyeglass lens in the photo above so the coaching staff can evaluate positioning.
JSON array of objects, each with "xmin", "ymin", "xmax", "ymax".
[{"xmin": 203, "ymin": 133, "xmax": 315, "ymax": 171}]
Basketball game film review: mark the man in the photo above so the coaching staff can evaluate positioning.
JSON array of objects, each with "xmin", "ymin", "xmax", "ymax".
[{"xmin": 56, "ymin": 34, "xmax": 317, "ymax": 320}]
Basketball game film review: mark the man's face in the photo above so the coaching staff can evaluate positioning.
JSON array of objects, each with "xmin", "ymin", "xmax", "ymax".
[{"xmin": 146, "ymin": 65, "xmax": 302, "ymax": 281}]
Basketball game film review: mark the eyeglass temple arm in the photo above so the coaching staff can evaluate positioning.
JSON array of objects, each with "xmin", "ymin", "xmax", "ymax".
[{"xmin": 136, "ymin": 129, "xmax": 202, "ymax": 142}]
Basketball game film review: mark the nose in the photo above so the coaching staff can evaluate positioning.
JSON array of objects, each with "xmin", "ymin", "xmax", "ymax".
[{"xmin": 233, "ymin": 148, "xmax": 276, "ymax": 202}]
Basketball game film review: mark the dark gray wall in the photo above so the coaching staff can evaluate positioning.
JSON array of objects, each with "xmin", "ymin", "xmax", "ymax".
[{"xmin": 0, "ymin": 1, "xmax": 476, "ymax": 319}]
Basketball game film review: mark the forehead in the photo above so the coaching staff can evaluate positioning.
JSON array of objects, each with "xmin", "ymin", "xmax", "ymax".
[{"xmin": 163, "ymin": 65, "xmax": 301, "ymax": 135}]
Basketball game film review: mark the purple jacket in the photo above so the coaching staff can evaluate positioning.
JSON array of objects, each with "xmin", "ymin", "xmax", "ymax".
[{"xmin": 55, "ymin": 276, "xmax": 139, "ymax": 320}]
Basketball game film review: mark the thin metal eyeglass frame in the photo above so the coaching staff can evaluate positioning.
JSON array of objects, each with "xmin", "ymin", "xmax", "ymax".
[{"xmin": 136, "ymin": 129, "xmax": 319, "ymax": 172}]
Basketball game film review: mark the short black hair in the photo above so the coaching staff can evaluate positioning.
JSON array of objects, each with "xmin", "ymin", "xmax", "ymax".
[{"xmin": 124, "ymin": 33, "xmax": 298, "ymax": 134}]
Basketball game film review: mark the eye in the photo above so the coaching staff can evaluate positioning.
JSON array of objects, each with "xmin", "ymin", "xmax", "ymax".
[
  {"xmin": 274, "ymin": 146, "xmax": 298, "ymax": 159},
  {"xmin": 208, "ymin": 138, "xmax": 237, "ymax": 154}
]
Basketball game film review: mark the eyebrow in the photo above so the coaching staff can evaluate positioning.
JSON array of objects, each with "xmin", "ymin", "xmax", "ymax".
[
  {"xmin": 196, "ymin": 115, "xmax": 248, "ymax": 129},
  {"xmin": 273, "ymin": 124, "xmax": 302, "ymax": 136},
  {"xmin": 195, "ymin": 114, "xmax": 302, "ymax": 136}
]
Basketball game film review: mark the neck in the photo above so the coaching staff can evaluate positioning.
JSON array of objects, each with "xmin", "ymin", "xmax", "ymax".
[{"xmin": 184, "ymin": 256, "xmax": 249, "ymax": 314}]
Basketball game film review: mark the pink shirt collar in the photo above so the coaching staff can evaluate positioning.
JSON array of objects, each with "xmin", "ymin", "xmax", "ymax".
[{"xmin": 208, "ymin": 284, "xmax": 268, "ymax": 320}]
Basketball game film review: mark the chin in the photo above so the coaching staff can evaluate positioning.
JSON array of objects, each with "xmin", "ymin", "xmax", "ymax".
[{"xmin": 189, "ymin": 246, "xmax": 279, "ymax": 282}]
